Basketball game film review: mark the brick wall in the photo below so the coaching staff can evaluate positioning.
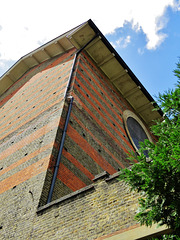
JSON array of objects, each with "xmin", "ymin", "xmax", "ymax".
[
  {"xmin": 45, "ymin": 51, "xmax": 149, "ymax": 203},
  {"xmin": 33, "ymin": 174, "xmax": 140, "ymax": 240},
  {"xmin": 0, "ymin": 49, "xmax": 75, "ymax": 239},
  {"xmin": 0, "ymin": 49, "xmax": 153, "ymax": 239}
]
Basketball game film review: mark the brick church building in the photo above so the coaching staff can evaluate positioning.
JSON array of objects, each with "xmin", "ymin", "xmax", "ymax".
[{"xmin": 0, "ymin": 20, "xmax": 168, "ymax": 239}]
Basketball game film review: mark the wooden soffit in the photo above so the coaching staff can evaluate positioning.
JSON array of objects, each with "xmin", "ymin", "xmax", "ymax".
[
  {"xmin": 0, "ymin": 20, "xmax": 163, "ymax": 126},
  {"xmin": 67, "ymin": 20, "xmax": 163, "ymax": 126}
]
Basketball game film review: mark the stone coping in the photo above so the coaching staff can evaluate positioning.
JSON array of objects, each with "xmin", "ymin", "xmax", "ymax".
[
  {"xmin": 37, "ymin": 184, "xmax": 95, "ymax": 213},
  {"xmin": 37, "ymin": 171, "xmax": 121, "ymax": 213}
]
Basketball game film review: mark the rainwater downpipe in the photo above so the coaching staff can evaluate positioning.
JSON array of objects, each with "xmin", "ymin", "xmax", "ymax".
[{"xmin": 47, "ymin": 33, "xmax": 99, "ymax": 204}]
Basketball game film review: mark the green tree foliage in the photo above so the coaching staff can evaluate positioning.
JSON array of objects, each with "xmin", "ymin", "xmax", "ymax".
[{"xmin": 119, "ymin": 62, "xmax": 180, "ymax": 239}]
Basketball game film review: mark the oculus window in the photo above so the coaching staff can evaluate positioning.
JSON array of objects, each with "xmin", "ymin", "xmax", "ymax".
[{"xmin": 123, "ymin": 110, "xmax": 152, "ymax": 156}]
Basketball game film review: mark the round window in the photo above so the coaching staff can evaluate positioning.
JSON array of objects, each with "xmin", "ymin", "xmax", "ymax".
[{"xmin": 123, "ymin": 110, "xmax": 152, "ymax": 156}]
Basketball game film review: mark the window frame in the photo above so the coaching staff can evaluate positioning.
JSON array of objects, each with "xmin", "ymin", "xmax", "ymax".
[{"xmin": 123, "ymin": 110, "xmax": 153, "ymax": 154}]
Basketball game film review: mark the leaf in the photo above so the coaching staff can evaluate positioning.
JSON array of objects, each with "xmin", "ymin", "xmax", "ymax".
[{"xmin": 119, "ymin": 60, "xmax": 180, "ymax": 233}]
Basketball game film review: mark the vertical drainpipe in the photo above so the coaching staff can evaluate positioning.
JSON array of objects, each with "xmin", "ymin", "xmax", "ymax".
[{"xmin": 47, "ymin": 33, "xmax": 99, "ymax": 204}]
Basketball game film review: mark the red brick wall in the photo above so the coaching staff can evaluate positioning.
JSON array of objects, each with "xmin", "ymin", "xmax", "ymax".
[
  {"xmin": 0, "ymin": 49, "xmax": 75, "ymax": 195},
  {"xmin": 45, "ymin": 52, "xmax": 147, "ymax": 203}
]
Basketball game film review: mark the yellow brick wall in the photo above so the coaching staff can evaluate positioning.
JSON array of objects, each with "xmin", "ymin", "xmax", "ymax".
[{"xmin": 34, "ymin": 174, "xmax": 140, "ymax": 240}]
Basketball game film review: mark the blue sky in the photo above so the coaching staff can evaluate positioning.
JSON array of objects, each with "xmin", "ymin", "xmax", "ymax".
[
  {"xmin": 0, "ymin": 0, "xmax": 180, "ymax": 98},
  {"xmin": 106, "ymin": 6, "xmax": 180, "ymax": 98}
]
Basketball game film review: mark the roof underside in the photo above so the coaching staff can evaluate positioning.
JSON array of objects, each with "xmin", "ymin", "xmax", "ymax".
[{"xmin": 0, "ymin": 20, "xmax": 163, "ymax": 126}]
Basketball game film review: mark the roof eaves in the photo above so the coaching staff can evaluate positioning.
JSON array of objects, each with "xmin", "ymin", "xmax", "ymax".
[
  {"xmin": 87, "ymin": 19, "xmax": 163, "ymax": 118},
  {"xmin": 0, "ymin": 22, "xmax": 88, "ymax": 96}
]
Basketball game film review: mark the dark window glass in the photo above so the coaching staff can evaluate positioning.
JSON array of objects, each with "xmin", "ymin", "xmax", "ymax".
[{"xmin": 127, "ymin": 117, "xmax": 149, "ymax": 156}]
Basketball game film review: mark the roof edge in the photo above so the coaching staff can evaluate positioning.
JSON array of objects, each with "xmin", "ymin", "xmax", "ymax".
[
  {"xmin": 87, "ymin": 19, "xmax": 163, "ymax": 117},
  {"xmin": 0, "ymin": 21, "xmax": 88, "ymax": 96}
]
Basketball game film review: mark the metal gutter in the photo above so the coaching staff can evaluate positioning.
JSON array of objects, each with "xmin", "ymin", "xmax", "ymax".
[
  {"xmin": 65, "ymin": 33, "xmax": 99, "ymax": 98},
  {"xmin": 47, "ymin": 96, "xmax": 74, "ymax": 204},
  {"xmin": 47, "ymin": 33, "xmax": 99, "ymax": 203}
]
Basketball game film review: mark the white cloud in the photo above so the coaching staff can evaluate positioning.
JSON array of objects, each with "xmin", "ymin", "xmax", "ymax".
[
  {"xmin": 0, "ymin": 59, "xmax": 15, "ymax": 76},
  {"xmin": 137, "ymin": 48, "xmax": 145, "ymax": 55},
  {"xmin": 114, "ymin": 35, "xmax": 131, "ymax": 48},
  {"xmin": 0, "ymin": 61, "xmax": 5, "ymax": 69},
  {"xmin": 0, "ymin": 0, "xmax": 179, "ymax": 74}
]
